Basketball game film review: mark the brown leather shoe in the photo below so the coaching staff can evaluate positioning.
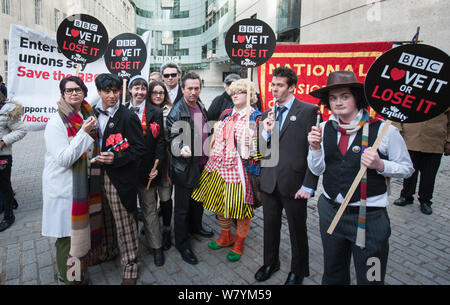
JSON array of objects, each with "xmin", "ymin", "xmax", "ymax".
[{"xmin": 121, "ymin": 278, "xmax": 137, "ymax": 285}]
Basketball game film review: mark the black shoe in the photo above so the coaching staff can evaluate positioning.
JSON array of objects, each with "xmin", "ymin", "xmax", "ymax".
[
  {"xmin": 393, "ymin": 196, "xmax": 413, "ymax": 206},
  {"xmin": 162, "ymin": 230, "xmax": 172, "ymax": 251},
  {"xmin": 0, "ymin": 216, "xmax": 15, "ymax": 232},
  {"xmin": 284, "ymin": 272, "xmax": 304, "ymax": 285},
  {"xmin": 254, "ymin": 261, "xmax": 280, "ymax": 282},
  {"xmin": 12, "ymin": 198, "xmax": 18, "ymax": 210},
  {"xmin": 180, "ymin": 248, "xmax": 198, "ymax": 265},
  {"xmin": 420, "ymin": 203, "xmax": 432, "ymax": 215},
  {"xmin": 192, "ymin": 227, "xmax": 213, "ymax": 238},
  {"xmin": 154, "ymin": 247, "xmax": 165, "ymax": 266}
]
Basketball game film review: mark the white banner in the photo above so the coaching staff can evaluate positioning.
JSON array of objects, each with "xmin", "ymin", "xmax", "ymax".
[{"xmin": 7, "ymin": 24, "xmax": 152, "ymax": 131}]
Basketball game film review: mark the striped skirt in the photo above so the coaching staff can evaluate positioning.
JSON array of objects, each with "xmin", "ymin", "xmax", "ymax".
[{"xmin": 191, "ymin": 170, "xmax": 254, "ymax": 219}]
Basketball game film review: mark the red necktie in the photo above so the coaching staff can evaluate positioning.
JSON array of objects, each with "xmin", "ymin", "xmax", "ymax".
[{"xmin": 337, "ymin": 120, "xmax": 349, "ymax": 156}]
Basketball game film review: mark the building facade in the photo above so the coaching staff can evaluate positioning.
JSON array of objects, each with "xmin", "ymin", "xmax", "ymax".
[
  {"xmin": 133, "ymin": 0, "xmax": 237, "ymax": 86},
  {"xmin": 0, "ymin": 0, "xmax": 135, "ymax": 82}
]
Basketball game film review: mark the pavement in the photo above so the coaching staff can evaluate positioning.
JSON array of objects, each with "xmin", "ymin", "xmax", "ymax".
[{"xmin": 0, "ymin": 86, "xmax": 449, "ymax": 285}]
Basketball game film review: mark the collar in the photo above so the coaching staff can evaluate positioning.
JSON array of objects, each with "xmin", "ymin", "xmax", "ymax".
[
  {"xmin": 231, "ymin": 107, "xmax": 248, "ymax": 117},
  {"xmin": 277, "ymin": 95, "xmax": 295, "ymax": 111},
  {"xmin": 329, "ymin": 109, "xmax": 364, "ymax": 126},
  {"xmin": 96, "ymin": 100, "xmax": 120, "ymax": 117}
]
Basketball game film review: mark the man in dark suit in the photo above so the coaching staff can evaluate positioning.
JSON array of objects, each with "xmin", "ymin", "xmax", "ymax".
[
  {"xmin": 161, "ymin": 62, "xmax": 183, "ymax": 105},
  {"xmin": 94, "ymin": 73, "xmax": 146, "ymax": 285},
  {"xmin": 255, "ymin": 66, "xmax": 319, "ymax": 285},
  {"xmin": 166, "ymin": 72, "xmax": 213, "ymax": 265}
]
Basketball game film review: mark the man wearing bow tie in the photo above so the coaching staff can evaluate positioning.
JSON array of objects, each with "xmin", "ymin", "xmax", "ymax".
[
  {"xmin": 94, "ymin": 73, "xmax": 146, "ymax": 285},
  {"xmin": 255, "ymin": 66, "xmax": 319, "ymax": 285}
]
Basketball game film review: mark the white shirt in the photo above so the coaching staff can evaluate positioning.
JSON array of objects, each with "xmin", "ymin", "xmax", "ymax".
[
  {"xmin": 95, "ymin": 101, "xmax": 120, "ymax": 150},
  {"xmin": 42, "ymin": 113, "xmax": 94, "ymax": 237},
  {"xmin": 307, "ymin": 110, "xmax": 414, "ymax": 207},
  {"xmin": 168, "ymin": 84, "xmax": 179, "ymax": 104},
  {"xmin": 128, "ymin": 100, "xmax": 145, "ymax": 122}
]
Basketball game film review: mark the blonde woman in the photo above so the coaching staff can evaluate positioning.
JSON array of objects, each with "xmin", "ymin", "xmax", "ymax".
[{"xmin": 192, "ymin": 79, "xmax": 262, "ymax": 262}]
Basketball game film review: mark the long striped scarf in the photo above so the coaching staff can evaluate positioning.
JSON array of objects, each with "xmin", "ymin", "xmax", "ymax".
[
  {"xmin": 331, "ymin": 110, "xmax": 379, "ymax": 249},
  {"xmin": 57, "ymin": 98, "xmax": 103, "ymax": 273}
]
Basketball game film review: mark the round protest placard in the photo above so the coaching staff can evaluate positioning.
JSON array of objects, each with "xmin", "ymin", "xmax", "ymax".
[
  {"xmin": 225, "ymin": 18, "xmax": 276, "ymax": 68},
  {"xmin": 365, "ymin": 44, "xmax": 449, "ymax": 123},
  {"xmin": 57, "ymin": 14, "xmax": 108, "ymax": 64},
  {"xmin": 104, "ymin": 33, "xmax": 147, "ymax": 79}
]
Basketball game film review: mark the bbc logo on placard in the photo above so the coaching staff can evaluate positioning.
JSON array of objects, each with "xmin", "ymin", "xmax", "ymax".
[
  {"xmin": 239, "ymin": 25, "xmax": 263, "ymax": 33},
  {"xmin": 117, "ymin": 40, "xmax": 137, "ymax": 47},
  {"xmin": 74, "ymin": 19, "xmax": 98, "ymax": 32}
]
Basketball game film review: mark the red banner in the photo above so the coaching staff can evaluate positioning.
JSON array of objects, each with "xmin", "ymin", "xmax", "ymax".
[{"xmin": 257, "ymin": 42, "xmax": 394, "ymax": 120}]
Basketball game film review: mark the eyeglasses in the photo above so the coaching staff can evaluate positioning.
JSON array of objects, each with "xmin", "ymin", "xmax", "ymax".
[
  {"xmin": 231, "ymin": 91, "xmax": 246, "ymax": 97},
  {"xmin": 64, "ymin": 87, "xmax": 83, "ymax": 95},
  {"xmin": 163, "ymin": 73, "xmax": 178, "ymax": 78},
  {"xmin": 151, "ymin": 91, "xmax": 165, "ymax": 96}
]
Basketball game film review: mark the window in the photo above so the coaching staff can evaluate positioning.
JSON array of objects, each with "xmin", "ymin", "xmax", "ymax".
[
  {"xmin": 35, "ymin": 0, "xmax": 42, "ymax": 25},
  {"xmin": 3, "ymin": 39, "xmax": 8, "ymax": 55},
  {"xmin": 2, "ymin": 0, "xmax": 11, "ymax": 15},
  {"xmin": 4, "ymin": 61, "xmax": 8, "ymax": 82}
]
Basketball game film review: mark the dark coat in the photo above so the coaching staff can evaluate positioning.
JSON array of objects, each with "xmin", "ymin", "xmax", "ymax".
[
  {"xmin": 207, "ymin": 91, "xmax": 234, "ymax": 121},
  {"xmin": 172, "ymin": 85, "xmax": 184, "ymax": 105},
  {"xmin": 260, "ymin": 98, "xmax": 319, "ymax": 198},
  {"xmin": 96, "ymin": 104, "xmax": 146, "ymax": 213},
  {"xmin": 166, "ymin": 97, "xmax": 209, "ymax": 188},
  {"xmin": 125, "ymin": 101, "xmax": 166, "ymax": 187}
]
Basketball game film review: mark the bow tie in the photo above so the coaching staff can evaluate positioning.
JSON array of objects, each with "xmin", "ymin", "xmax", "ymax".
[
  {"xmin": 95, "ymin": 107, "xmax": 109, "ymax": 116},
  {"xmin": 130, "ymin": 106, "xmax": 140, "ymax": 114}
]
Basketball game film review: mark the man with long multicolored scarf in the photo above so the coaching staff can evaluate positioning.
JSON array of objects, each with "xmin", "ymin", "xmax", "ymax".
[
  {"xmin": 307, "ymin": 71, "xmax": 414, "ymax": 285},
  {"xmin": 42, "ymin": 76, "xmax": 102, "ymax": 285}
]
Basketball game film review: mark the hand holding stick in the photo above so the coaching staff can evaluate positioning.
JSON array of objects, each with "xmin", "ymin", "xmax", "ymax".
[
  {"xmin": 146, "ymin": 159, "xmax": 159, "ymax": 190},
  {"xmin": 90, "ymin": 138, "xmax": 128, "ymax": 163}
]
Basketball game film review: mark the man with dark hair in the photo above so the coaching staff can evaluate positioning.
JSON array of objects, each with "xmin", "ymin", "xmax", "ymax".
[
  {"xmin": 255, "ymin": 66, "xmax": 319, "ymax": 285},
  {"xmin": 166, "ymin": 71, "xmax": 213, "ymax": 265},
  {"xmin": 161, "ymin": 62, "xmax": 183, "ymax": 105},
  {"xmin": 0, "ymin": 75, "xmax": 7, "ymax": 98},
  {"xmin": 93, "ymin": 73, "xmax": 146, "ymax": 285}
]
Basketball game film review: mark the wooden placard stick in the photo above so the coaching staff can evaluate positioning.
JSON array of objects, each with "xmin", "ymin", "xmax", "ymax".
[
  {"xmin": 327, "ymin": 120, "xmax": 392, "ymax": 235},
  {"xmin": 146, "ymin": 159, "xmax": 159, "ymax": 190},
  {"xmin": 122, "ymin": 78, "xmax": 127, "ymax": 105},
  {"xmin": 245, "ymin": 68, "xmax": 252, "ymax": 159},
  {"xmin": 75, "ymin": 64, "xmax": 81, "ymax": 77}
]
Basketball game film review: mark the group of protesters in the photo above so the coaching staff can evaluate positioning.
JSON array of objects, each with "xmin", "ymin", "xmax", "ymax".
[{"xmin": 0, "ymin": 61, "xmax": 448, "ymax": 286}]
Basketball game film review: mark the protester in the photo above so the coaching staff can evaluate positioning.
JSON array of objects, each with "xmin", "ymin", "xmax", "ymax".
[
  {"xmin": 41, "ymin": 76, "xmax": 99, "ymax": 284},
  {"xmin": 0, "ymin": 75, "xmax": 7, "ymax": 98},
  {"xmin": 148, "ymin": 80, "xmax": 174, "ymax": 251},
  {"xmin": 149, "ymin": 72, "xmax": 163, "ymax": 84},
  {"xmin": 393, "ymin": 109, "xmax": 450, "ymax": 215},
  {"xmin": 192, "ymin": 79, "xmax": 262, "ymax": 262},
  {"xmin": 94, "ymin": 73, "xmax": 146, "ymax": 285},
  {"xmin": 207, "ymin": 73, "xmax": 240, "ymax": 121},
  {"xmin": 161, "ymin": 62, "xmax": 183, "ymax": 105},
  {"xmin": 0, "ymin": 92, "xmax": 27, "ymax": 232},
  {"xmin": 255, "ymin": 66, "xmax": 319, "ymax": 285},
  {"xmin": 166, "ymin": 72, "xmax": 213, "ymax": 265},
  {"xmin": 126, "ymin": 75, "xmax": 166, "ymax": 266},
  {"xmin": 307, "ymin": 70, "xmax": 414, "ymax": 285}
]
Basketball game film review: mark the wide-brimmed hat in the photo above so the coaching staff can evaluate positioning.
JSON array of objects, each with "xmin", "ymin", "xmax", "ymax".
[{"xmin": 309, "ymin": 71, "xmax": 363, "ymax": 98}]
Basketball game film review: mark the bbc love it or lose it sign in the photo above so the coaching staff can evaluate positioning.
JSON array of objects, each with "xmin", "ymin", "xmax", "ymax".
[
  {"xmin": 56, "ymin": 14, "xmax": 108, "ymax": 64},
  {"xmin": 365, "ymin": 44, "xmax": 449, "ymax": 123},
  {"xmin": 104, "ymin": 33, "xmax": 147, "ymax": 79},
  {"xmin": 225, "ymin": 18, "xmax": 276, "ymax": 68}
]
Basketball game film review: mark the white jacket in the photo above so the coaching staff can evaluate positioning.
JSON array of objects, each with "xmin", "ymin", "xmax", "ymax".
[
  {"xmin": 41, "ymin": 113, "xmax": 94, "ymax": 238},
  {"xmin": 0, "ymin": 101, "xmax": 27, "ymax": 156}
]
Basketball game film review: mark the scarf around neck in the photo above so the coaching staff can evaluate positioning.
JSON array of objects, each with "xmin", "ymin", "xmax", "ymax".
[{"xmin": 57, "ymin": 97, "xmax": 103, "ymax": 270}]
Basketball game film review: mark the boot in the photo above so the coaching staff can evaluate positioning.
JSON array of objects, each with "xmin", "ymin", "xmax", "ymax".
[
  {"xmin": 227, "ymin": 235, "xmax": 246, "ymax": 262},
  {"xmin": 0, "ymin": 215, "xmax": 15, "ymax": 232},
  {"xmin": 208, "ymin": 228, "xmax": 234, "ymax": 250}
]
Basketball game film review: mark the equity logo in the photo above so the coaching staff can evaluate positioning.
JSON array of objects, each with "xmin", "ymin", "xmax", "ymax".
[
  {"xmin": 381, "ymin": 106, "xmax": 408, "ymax": 122},
  {"xmin": 241, "ymin": 58, "xmax": 257, "ymax": 67}
]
